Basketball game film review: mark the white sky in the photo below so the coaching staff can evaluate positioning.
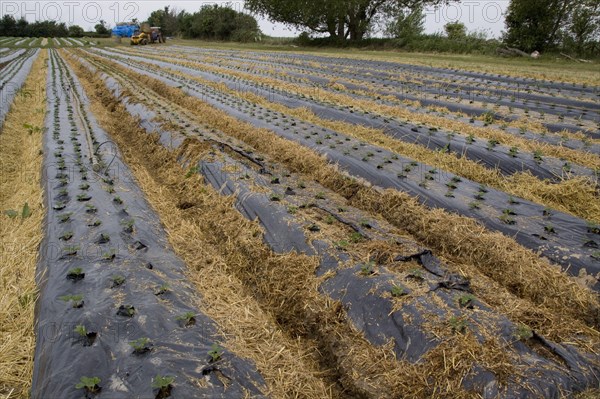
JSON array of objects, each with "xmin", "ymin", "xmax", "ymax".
[{"xmin": 0, "ymin": 1, "xmax": 509, "ymax": 38}]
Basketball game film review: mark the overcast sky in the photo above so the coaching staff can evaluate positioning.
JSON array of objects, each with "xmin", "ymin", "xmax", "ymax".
[{"xmin": 0, "ymin": 1, "xmax": 509, "ymax": 38}]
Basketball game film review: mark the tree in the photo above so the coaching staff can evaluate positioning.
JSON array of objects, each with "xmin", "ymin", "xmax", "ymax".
[
  {"xmin": 94, "ymin": 20, "xmax": 110, "ymax": 35},
  {"xmin": 444, "ymin": 22, "xmax": 466, "ymax": 40},
  {"xmin": 147, "ymin": 6, "xmax": 180, "ymax": 36},
  {"xmin": 246, "ymin": 0, "xmax": 454, "ymax": 41},
  {"xmin": 68, "ymin": 25, "xmax": 84, "ymax": 37},
  {"xmin": 0, "ymin": 14, "xmax": 17, "ymax": 36},
  {"xmin": 385, "ymin": 5, "xmax": 425, "ymax": 39},
  {"xmin": 504, "ymin": 0, "xmax": 573, "ymax": 51},
  {"xmin": 567, "ymin": 0, "xmax": 600, "ymax": 53},
  {"xmin": 175, "ymin": 5, "xmax": 260, "ymax": 42}
]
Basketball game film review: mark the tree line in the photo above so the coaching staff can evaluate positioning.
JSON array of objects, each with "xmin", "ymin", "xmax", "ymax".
[
  {"xmin": 246, "ymin": 0, "xmax": 599, "ymax": 55},
  {"xmin": 0, "ymin": 14, "xmax": 110, "ymax": 38}
]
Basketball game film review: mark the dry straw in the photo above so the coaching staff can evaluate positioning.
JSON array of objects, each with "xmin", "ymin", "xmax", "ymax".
[{"xmin": 0, "ymin": 50, "xmax": 47, "ymax": 399}]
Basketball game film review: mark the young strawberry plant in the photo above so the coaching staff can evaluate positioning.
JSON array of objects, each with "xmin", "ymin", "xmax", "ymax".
[
  {"xmin": 176, "ymin": 311, "xmax": 196, "ymax": 327},
  {"xmin": 66, "ymin": 267, "xmax": 84, "ymax": 281},
  {"xmin": 152, "ymin": 375, "xmax": 174, "ymax": 399},
  {"xmin": 129, "ymin": 337, "xmax": 152, "ymax": 354},
  {"xmin": 208, "ymin": 343, "xmax": 223, "ymax": 362},
  {"xmin": 59, "ymin": 294, "xmax": 84, "ymax": 308},
  {"xmin": 75, "ymin": 376, "xmax": 101, "ymax": 394}
]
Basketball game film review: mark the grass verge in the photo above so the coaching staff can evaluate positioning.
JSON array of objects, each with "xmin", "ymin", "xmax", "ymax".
[{"xmin": 0, "ymin": 49, "xmax": 46, "ymax": 399}]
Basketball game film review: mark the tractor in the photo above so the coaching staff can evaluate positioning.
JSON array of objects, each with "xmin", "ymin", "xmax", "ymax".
[{"xmin": 131, "ymin": 24, "xmax": 165, "ymax": 45}]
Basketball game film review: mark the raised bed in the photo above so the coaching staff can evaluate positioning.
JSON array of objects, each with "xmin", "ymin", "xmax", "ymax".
[
  {"xmin": 83, "ymin": 48, "xmax": 600, "ymax": 284},
  {"xmin": 31, "ymin": 49, "xmax": 266, "ymax": 398},
  {"xmin": 75, "ymin": 50, "xmax": 600, "ymax": 397},
  {"xmin": 0, "ymin": 49, "xmax": 39, "ymax": 127}
]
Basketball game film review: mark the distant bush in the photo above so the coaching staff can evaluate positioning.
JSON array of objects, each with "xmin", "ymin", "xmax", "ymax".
[
  {"xmin": 293, "ymin": 33, "xmax": 500, "ymax": 55},
  {"xmin": 0, "ymin": 15, "xmax": 69, "ymax": 37},
  {"xmin": 178, "ymin": 5, "xmax": 261, "ymax": 42}
]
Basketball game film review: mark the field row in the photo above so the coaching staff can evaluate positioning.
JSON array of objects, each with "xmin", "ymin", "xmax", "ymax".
[{"xmin": 0, "ymin": 36, "xmax": 96, "ymax": 48}]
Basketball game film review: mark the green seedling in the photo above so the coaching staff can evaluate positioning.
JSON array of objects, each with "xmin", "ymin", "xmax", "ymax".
[
  {"xmin": 587, "ymin": 221, "xmax": 600, "ymax": 234},
  {"xmin": 349, "ymin": 232, "xmax": 363, "ymax": 243},
  {"xmin": 208, "ymin": 343, "xmax": 224, "ymax": 362},
  {"xmin": 67, "ymin": 267, "xmax": 84, "ymax": 280},
  {"xmin": 58, "ymin": 213, "xmax": 72, "ymax": 223},
  {"xmin": 3, "ymin": 202, "xmax": 31, "ymax": 220},
  {"xmin": 324, "ymin": 215, "xmax": 335, "ymax": 225},
  {"xmin": 121, "ymin": 219, "xmax": 134, "ymax": 232},
  {"xmin": 469, "ymin": 201, "xmax": 481, "ymax": 210},
  {"xmin": 113, "ymin": 196, "xmax": 123, "ymax": 205},
  {"xmin": 99, "ymin": 233, "xmax": 110, "ymax": 244},
  {"xmin": 486, "ymin": 139, "xmax": 498, "ymax": 150},
  {"xmin": 533, "ymin": 150, "xmax": 543, "ymax": 163},
  {"xmin": 60, "ymin": 231, "xmax": 73, "ymax": 241},
  {"xmin": 335, "ymin": 240, "xmax": 350, "ymax": 249},
  {"xmin": 74, "ymin": 324, "xmax": 87, "ymax": 337},
  {"xmin": 155, "ymin": 283, "xmax": 170, "ymax": 296},
  {"xmin": 544, "ymin": 225, "xmax": 556, "ymax": 234},
  {"xmin": 270, "ymin": 194, "xmax": 281, "ymax": 202},
  {"xmin": 514, "ymin": 324, "xmax": 533, "ymax": 341},
  {"xmin": 152, "ymin": 375, "xmax": 174, "ymax": 397},
  {"xmin": 449, "ymin": 316, "xmax": 468, "ymax": 334},
  {"xmin": 79, "ymin": 183, "xmax": 90, "ymax": 191},
  {"xmin": 59, "ymin": 294, "xmax": 84, "ymax": 308},
  {"xmin": 287, "ymin": 206, "xmax": 298, "ymax": 215},
  {"xmin": 466, "ymin": 134, "xmax": 475, "ymax": 144},
  {"xmin": 63, "ymin": 246, "xmax": 79, "ymax": 256},
  {"xmin": 360, "ymin": 262, "xmax": 376, "ymax": 276},
  {"xmin": 509, "ymin": 147, "xmax": 518, "ymax": 157},
  {"xmin": 117, "ymin": 305, "xmax": 135, "ymax": 317},
  {"xmin": 89, "ymin": 220, "xmax": 102, "ymax": 227},
  {"xmin": 111, "ymin": 275, "xmax": 125, "ymax": 287},
  {"xmin": 315, "ymin": 192, "xmax": 326, "ymax": 200},
  {"xmin": 407, "ymin": 268, "xmax": 424, "ymax": 280},
  {"xmin": 102, "ymin": 250, "xmax": 116, "ymax": 261},
  {"xmin": 177, "ymin": 311, "xmax": 196, "ymax": 327},
  {"xmin": 390, "ymin": 285, "xmax": 406, "ymax": 297},
  {"xmin": 457, "ymin": 294, "xmax": 476, "ymax": 308},
  {"xmin": 129, "ymin": 337, "xmax": 152, "ymax": 354},
  {"xmin": 499, "ymin": 214, "xmax": 516, "ymax": 225},
  {"xmin": 75, "ymin": 376, "xmax": 101, "ymax": 393},
  {"xmin": 23, "ymin": 123, "xmax": 42, "ymax": 135}
]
